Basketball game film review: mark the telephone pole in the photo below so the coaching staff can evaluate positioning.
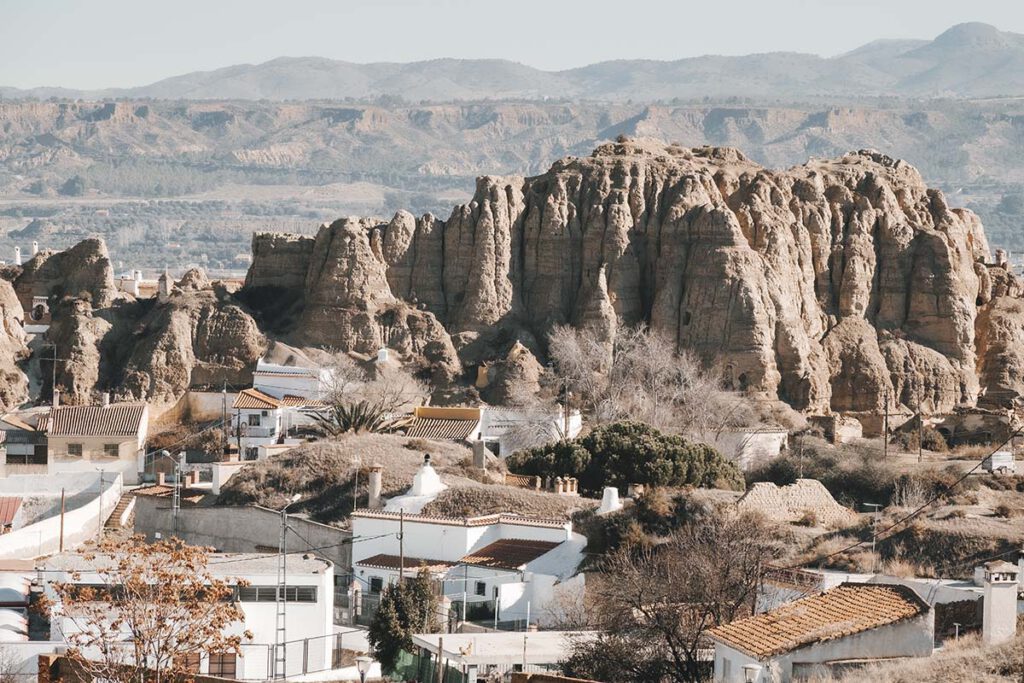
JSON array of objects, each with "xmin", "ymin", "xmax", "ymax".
[
  {"xmin": 399, "ymin": 510, "xmax": 405, "ymax": 585},
  {"xmin": 917, "ymin": 385, "xmax": 923, "ymax": 464},
  {"xmin": 883, "ymin": 389, "xmax": 889, "ymax": 459}
]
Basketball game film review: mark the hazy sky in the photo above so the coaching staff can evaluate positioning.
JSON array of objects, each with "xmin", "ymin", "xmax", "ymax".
[{"xmin": 3, "ymin": 0, "xmax": 1024, "ymax": 89}]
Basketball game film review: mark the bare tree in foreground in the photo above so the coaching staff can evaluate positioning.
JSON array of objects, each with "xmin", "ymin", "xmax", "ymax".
[
  {"xmin": 46, "ymin": 535, "xmax": 251, "ymax": 683},
  {"xmin": 564, "ymin": 512, "xmax": 780, "ymax": 683},
  {"xmin": 543, "ymin": 324, "xmax": 758, "ymax": 440}
]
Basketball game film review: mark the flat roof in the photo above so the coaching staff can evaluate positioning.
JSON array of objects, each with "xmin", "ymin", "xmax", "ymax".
[
  {"xmin": 42, "ymin": 552, "xmax": 331, "ymax": 577},
  {"xmin": 411, "ymin": 631, "xmax": 598, "ymax": 666}
]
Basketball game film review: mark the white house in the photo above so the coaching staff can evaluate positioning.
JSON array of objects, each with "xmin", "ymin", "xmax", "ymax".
[
  {"xmin": 350, "ymin": 509, "xmax": 586, "ymax": 627},
  {"xmin": 404, "ymin": 406, "xmax": 583, "ymax": 458},
  {"xmin": 253, "ymin": 357, "xmax": 332, "ymax": 402},
  {"xmin": 708, "ymin": 583, "xmax": 933, "ymax": 682},
  {"xmin": 41, "ymin": 551, "xmax": 335, "ymax": 680},
  {"xmin": 231, "ymin": 389, "xmax": 321, "ymax": 459}
]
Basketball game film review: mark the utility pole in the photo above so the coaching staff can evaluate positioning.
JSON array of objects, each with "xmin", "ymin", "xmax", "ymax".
[
  {"xmin": 352, "ymin": 454, "xmax": 361, "ymax": 512},
  {"xmin": 883, "ymin": 389, "xmax": 889, "ymax": 459},
  {"xmin": 917, "ymin": 385, "xmax": 923, "ymax": 464},
  {"xmin": 58, "ymin": 488, "xmax": 65, "ymax": 552},
  {"xmin": 275, "ymin": 507, "xmax": 288, "ymax": 678},
  {"xmin": 221, "ymin": 379, "xmax": 228, "ymax": 459},
  {"xmin": 865, "ymin": 503, "xmax": 882, "ymax": 572},
  {"xmin": 399, "ymin": 510, "xmax": 405, "ymax": 586},
  {"xmin": 435, "ymin": 637, "xmax": 444, "ymax": 683}
]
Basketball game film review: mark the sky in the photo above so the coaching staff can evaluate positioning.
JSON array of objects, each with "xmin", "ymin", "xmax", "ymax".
[{"xmin": 2, "ymin": 0, "xmax": 1024, "ymax": 89}]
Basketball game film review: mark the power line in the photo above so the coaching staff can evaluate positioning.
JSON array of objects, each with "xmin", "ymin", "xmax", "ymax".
[{"xmin": 788, "ymin": 425, "xmax": 1023, "ymax": 570}]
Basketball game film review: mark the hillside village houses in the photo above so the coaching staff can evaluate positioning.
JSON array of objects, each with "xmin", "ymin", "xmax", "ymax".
[{"xmin": 40, "ymin": 551, "xmax": 336, "ymax": 680}]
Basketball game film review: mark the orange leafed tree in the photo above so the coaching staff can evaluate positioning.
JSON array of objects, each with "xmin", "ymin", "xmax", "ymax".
[{"xmin": 47, "ymin": 534, "xmax": 251, "ymax": 683}]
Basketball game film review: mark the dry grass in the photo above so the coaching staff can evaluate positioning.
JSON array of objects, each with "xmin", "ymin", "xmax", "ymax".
[
  {"xmin": 216, "ymin": 433, "xmax": 591, "ymax": 523},
  {"xmin": 826, "ymin": 632, "xmax": 1022, "ymax": 682}
]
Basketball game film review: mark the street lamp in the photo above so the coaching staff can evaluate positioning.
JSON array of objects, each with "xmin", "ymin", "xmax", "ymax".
[
  {"xmin": 743, "ymin": 663, "xmax": 762, "ymax": 683},
  {"xmin": 355, "ymin": 655, "xmax": 372, "ymax": 683}
]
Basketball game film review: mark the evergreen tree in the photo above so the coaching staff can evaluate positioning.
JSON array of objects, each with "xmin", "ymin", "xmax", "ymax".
[{"xmin": 367, "ymin": 568, "xmax": 440, "ymax": 673}]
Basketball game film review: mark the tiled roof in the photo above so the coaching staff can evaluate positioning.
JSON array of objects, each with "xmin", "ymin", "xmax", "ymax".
[
  {"xmin": 459, "ymin": 539, "xmax": 560, "ymax": 570},
  {"xmin": 356, "ymin": 554, "xmax": 456, "ymax": 572},
  {"xmin": 0, "ymin": 498, "xmax": 21, "ymax": 527},
  {"xmin": 233, "ymin": 388, "xmax": 282, "ymax": 410},
  {"xmin": 47, "ymin": 403, "xmax": 147, "ymax": 437},
  {"xmin": 405, "ymin": 417, "xmax": 478, "ymax": 440},
  {"xmin": 281, "ymin": 395, "xmax": 326, "ymax": 407},
  {"xmin": 708, "ymin": 583, "xmax": 929, "ymax": 659}
]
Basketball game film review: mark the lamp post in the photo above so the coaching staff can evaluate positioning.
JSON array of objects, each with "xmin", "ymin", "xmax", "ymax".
[
  {"xmin": 355, "ymin": 655, "xmax": 372, "ymax": 683},
  {"xmin": 743, "ymin": 663, "xmax": 762, "ymax": 683},
  {"xmin": 274, "ymin": 493, "xmax": 302, "ymax": 679}
]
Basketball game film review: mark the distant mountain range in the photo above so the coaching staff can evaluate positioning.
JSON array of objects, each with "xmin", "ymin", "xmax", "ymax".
[{"xmin": 5, "ymin": 23, "xmax": 1024, "ymax": 102}]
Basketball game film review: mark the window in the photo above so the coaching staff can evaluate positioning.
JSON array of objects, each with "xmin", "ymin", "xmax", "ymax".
[
  {"xmin": 245, "ymin": 447, "xmax": 259, "ymax": 460},
  {"xmin": 6, "ymin": 449, "xmax": 47, "ymax": 466},
  {"xmin": 174, "ymin": 653, "xmax": 200, "ymax": 673},
  {"xmin": 208, "ymin": 653, "xmax": 236, "ymax": 678},
  {"xmin": 67, "ymin": 443, "xmax": 83, "ymax": 457},
  {"xmin": 369, "ymin": 576, "xmax": 383, "ymax": 594},
  {"xmin": 475, "ymin": 581, "xmax": 486, "ymax": 597},
  {"xmin": 103, "ymin": 443, "xmax": 119, "ymax": 457},
  {"xmin": 248, "ymin": 414, "xmax": 261, "ymax": 426},
  {"xmin": 236, "ymin": 585, "xmax": 317, "ymax": 603}
]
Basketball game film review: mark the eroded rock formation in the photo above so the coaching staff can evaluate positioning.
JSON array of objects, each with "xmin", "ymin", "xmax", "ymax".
[
  {"xmin": 247, "ymin": 138, "xmax": 1017, "ymax": 416},
  {"xmin": 0, "ymin": 279, "xmax": 29, "ymax": 410}
]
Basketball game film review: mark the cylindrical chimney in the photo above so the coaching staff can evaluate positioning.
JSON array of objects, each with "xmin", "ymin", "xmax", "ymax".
[
  {"xmin": 13, "ymin": 247, "xmax": 21, "ymax": 266},
  {"xmin": 102, "ymin": 392, "xmax": 110, "ymax": 408},
  {"xmin": 31, "ymin": 241, "xmax": 38, "ymax": 256},
  {"xmin": 52, "ymin": 388, "xmax": 60, "ymax": 408},
  {"xmin": 368, "ymin": 464, "xmax": 383, "ymax": 509}
]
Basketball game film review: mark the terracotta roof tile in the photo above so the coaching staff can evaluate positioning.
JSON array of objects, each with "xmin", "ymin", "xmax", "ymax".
[
  {"xmin": 47, "ymin": 403, "xmax": 147, "ymax": 437},
  {"xmin": 459, "ymin": 538, "xmax": 560, "ymax": 570},
  {"xmin": 405, "ymin": 417, "xmax": 478, "ymax": 441},
  {"xmin": 708, "ymin": 583, "xmax": 929, "ymax": 659},
  {"xmin": 281, "ymin": 395, "xmax": 325, "ymax": 407},
  {"xmin": 356, "ymin": 554, "xmax": 456, "ymax": 572},
  {"xmin": 233, "ymin": 388, "xmax": 282, "ymax": 410}
]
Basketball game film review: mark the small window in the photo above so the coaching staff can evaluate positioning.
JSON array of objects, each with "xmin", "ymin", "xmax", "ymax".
[
  {"xmin": 369, "ymin": 576, "xmax": 383, "ymax": 594},
  {"xmin": 103, "ymin": 443, "xmax": 119, "ymax": 457},
  {"xmin": 245, "ymin": 447, "xmax": 259, "ymax": 460},
  {"xmin": 174, "ymin": 653, "xmax": 201, "ymax": 673},
  {"xmin": 208, "ymin": 653, "xmax": 236, "ymax": 678},
  {"xmin": 248, "ymin": 414, "xmax": 261, "ymax": 426},
  {"xmin": 475, "ymin": 581, "xmax": 486, "ymax": 597},
  {"xmin": 67, "ymin": 443, "xmax": 83, "ymax": 457}
]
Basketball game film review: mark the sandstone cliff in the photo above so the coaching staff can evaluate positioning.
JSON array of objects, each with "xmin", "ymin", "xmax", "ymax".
[
  {"xmin": 246, "ymin": 139, "xmax": 1017, "ymax": 416},
  {"xmin": 14, "ymin": 238, "xmax": 118, "ymax": 309},
  {"xmin": 0, "ymin": 279, "xmax": 29, "ymax": 410}
]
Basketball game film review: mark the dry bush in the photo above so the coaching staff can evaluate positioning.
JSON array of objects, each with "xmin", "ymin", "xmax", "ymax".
[
  {"xmin": 796, "ymin": 510, "xmax": 818, "ymax": 527},
  {"xmin": 993, "ymin": 503, "xmax": 1017, "ymax": 519}
]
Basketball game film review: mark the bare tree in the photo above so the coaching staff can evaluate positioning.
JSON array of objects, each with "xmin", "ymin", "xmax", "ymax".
[
  {"xmin": 544, "ymin": 324, "xmax": 757, "ymax": 440},
  {"xmin": 564, "ymin": 512, "xmax": 781, "ymax": 683},
  {"xmin": 45, "ymin": 535, "xmax": 251, "ymax": 683},
  {"xmin": 317, "ymin": 352, "xmax": 429, "ymax": 435}
]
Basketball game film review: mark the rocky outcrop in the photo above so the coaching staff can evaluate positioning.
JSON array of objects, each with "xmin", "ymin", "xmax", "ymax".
[
  {"xmin": 247, "ymin": 139, "xmax": 1010, "ymax": 416},
  {"xmin": 14, "ymin": 237, "xmax": 117, "ymax": 310},
  {"xmin": 0, "ymin": 280, "xmax": 29, "ymax": 410},
  {"xmin": 45, "ymin": 297, "xmax": 111, "ymax": 405}
]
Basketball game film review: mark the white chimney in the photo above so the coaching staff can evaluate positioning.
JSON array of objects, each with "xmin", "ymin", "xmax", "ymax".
[
  {"xmin": 101, "ymin": 392, "xmax": 110, "ymax": 408},
  {"xmin": 13, "ymin": 247, "xmax": 20, "ymax": 266},
  {"xmin": 368, "ymin": 464, "xmax": 383, "ymax": 509},
  {"xmin": 133, "ymin": 269, "xmax": 143, "ymax": 282},
  {"xmin": 377, "ymin": 348, "xmax": 389, "ymax": 363},
  {"xmin": 52, "ymin": 388, "xmax": 60, "ymax": 408},
  {"xmin": 31, "ymin": 241, "xmax": 38, "ymax": 256},
  {"xmin": 597, "ymin": 486, "xmax": 622, "ymax": 515},
  {"xmin": 982, "ymin": 560, "xmax": 1019, "ymax": 646}
]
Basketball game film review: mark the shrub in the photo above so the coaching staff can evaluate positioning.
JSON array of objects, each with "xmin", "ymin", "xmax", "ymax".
[
  {"xmin": 994, "ymin": 503, "xmax": 1016, "ymax": 519},
  {"xmin": 506, "ymin": 421, "xmax": 743, "ymax": 495},
  {"xmin": 795, "ymin": 510, "xmax": 818, "ymax": 527}
]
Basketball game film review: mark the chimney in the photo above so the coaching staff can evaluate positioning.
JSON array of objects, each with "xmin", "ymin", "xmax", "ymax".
[
  {"xmin": 597, "ymin": 487, "xmax": 622, "ymax": 515},
  {"xmin": 368, "ymin": 464, "xmax": 383, "ymax": 509},
  {"xmin": 52, "ymin": 388, "xmax": 60, "ymax": 409},
  {"xmin": 13, "ymin": 247, "xmax": 20, "ymax": 267},
  {"xmin": 376, "ymin": 348, "xmax": 389, "ymax": 364},
  {"xmin": 472, "ymin": 440, "xmax": 487, "ymax": 469},
  {"xmin": 982, "ymin": 560, "xmax": 1019, "ymax": 646},
  {"xmin": 101, "ymin": 392, "xmax": 110, "ymax": 408},
  {"xmin": 31, "ymin": 241, "xmax": 38, "ymax": 256},
  {"xmin": 157, "ymin": 472, "xmax": 166, "ymax": 486}
]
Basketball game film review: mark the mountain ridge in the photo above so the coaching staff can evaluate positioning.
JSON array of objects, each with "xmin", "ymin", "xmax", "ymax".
[{"xmin": 5, "ymin": 23, "xmax": 1024, "ymax": 102}]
